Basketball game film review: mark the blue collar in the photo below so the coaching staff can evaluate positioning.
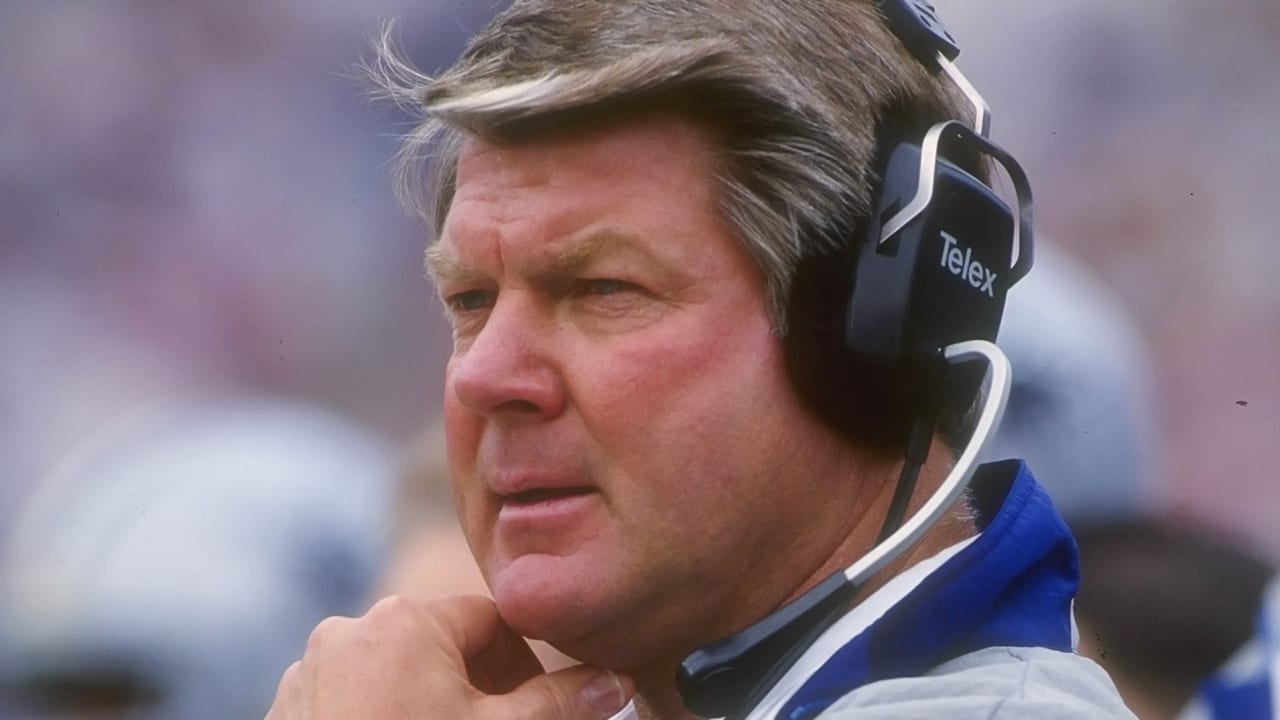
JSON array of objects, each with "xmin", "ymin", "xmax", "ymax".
[{"xmin": 778, "ymin": 460, "xmax": 1079, "ymax": 720}]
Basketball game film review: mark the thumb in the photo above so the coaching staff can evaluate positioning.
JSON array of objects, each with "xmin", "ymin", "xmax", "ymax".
[{"xmin": 484, "ymin": 666, "xmax": 634, "ymax": 720}]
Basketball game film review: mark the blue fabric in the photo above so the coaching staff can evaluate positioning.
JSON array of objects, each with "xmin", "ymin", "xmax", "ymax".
[
  {"xmin": 779, "ymin": 460, "xmax": 1080, "ymax": 720},
  {"xmin": 1198, "ymin": 676, "xmax": 1271, "ymax": 719}
]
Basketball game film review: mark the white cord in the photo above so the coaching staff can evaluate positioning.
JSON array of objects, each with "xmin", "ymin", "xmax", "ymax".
[{"xmin": 842, "ymin": 339, "xmax": 1012, "ymax": 586}]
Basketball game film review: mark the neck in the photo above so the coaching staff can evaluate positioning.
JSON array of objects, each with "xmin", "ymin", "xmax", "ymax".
[
  {"xmin": 775, "ymin": 437, "xmax": 977, "ymax": 610},
  {"xmin": 629, "ymin": 439, "xmax": 976, "ymax": 719}
]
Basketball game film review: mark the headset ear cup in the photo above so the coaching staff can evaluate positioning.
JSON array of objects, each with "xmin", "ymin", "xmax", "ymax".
[
  {"xmin": 791, "ymin": 127, "xmax": 1022, "ymax": 451},
  {"xmin": 780, "ymin": 134, "xmax": 923, "ymax": 453},
  {"xmin": 784, "ymin": 253, "xmax": 917, "ymax": 453}
]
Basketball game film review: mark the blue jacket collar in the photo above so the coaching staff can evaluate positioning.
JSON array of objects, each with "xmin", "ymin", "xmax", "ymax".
[{"xmin": 778, "ymin": 460, "xmax": 1079, "ymax": 720}]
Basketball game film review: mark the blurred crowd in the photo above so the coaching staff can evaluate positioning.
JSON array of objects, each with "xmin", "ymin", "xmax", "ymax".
[
  {"xmin": 1, "ymin": 1, "xmax": 1276, "ymax": 718},
  {"xmin": 0, "ymin": 0, "xmax": 490, "ymax": 526}
]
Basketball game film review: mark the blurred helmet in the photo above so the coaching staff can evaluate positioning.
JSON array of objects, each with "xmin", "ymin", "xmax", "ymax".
[
  {"xmin": 985, "ymin": 241, "xmax": 1162, "ymax": 523},
  {"xmin": 0, "ymin": 393, "xmax": 397, "ymax": 719}
]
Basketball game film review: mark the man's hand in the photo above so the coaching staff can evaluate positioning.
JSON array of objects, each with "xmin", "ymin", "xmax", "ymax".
[{"xmin": 265, "ymin": 595, "xmax": 632, "ymax": 720}]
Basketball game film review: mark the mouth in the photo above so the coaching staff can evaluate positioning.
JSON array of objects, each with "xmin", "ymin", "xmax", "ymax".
[{"xmin": 503, "ymin": 486, "xmax": 596, "ymax": 505}]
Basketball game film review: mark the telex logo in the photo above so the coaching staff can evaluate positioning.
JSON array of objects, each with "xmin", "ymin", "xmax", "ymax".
[{"xmin": 939, "ymin": 231, "xmax": 997, "ymax": 297}]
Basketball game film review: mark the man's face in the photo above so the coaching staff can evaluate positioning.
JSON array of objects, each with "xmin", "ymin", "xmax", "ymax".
[{"xmin": 434, "ymin": 114, "xmax": 866, "ymax": 667}]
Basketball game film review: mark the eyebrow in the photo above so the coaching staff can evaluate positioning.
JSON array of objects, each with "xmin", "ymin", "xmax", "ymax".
[
  {"xmin": 424, "ymin": 227, "xmax": 657, "ymax": 286},
  {"xmin": 423, "ymin": 243, "xmax": 478, "ymax": 286},
  {"xmin": 551, "ymin": 228, "xmax": 653, "ymax": 273}
]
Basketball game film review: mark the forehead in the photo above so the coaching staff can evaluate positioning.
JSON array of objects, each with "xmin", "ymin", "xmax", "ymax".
[
  {"xmin": 431, "ymin": 113, "xmax": 773, "ymax": 300},
  {"xmin": 445, "ymin": 113, "xmax": 722, "ymax": 238},
  {"xmin": 459, "ymin": 110, "xmax": 719, "ymax": 177}
]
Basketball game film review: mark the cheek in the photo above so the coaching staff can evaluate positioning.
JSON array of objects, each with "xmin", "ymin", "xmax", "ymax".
[
  {"xmin": 442, "ymin": 394, "xmax": 487, "ymax": 533},
  {"xmin": 442, "ymin": 388, "xmax": 475, "ymax": 478},
  {"xmin": 571, "ymin": 323, "xmax": 817, "ymax": 575},
  {"xmin": 575, "ymin": 312, "xmax": 795, "ymax": 489}
]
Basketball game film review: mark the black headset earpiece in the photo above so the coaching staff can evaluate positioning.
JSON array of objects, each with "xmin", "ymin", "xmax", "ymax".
[
  {"xmin": 677, "ymin": 2, "xmax": 1034, "ymax": 718},
  {"xmin": 848, "ymin": 120, "xmax": 1033, "ymax": 399}
]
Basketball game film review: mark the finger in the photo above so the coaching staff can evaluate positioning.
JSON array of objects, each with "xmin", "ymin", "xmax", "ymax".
[
  {"xmin": 481, "ymin": 665, "xmax": 634, "ymax": 720},
  {"xmin": 467, "ymin": 625, "xmax": 547, "ymax": 694},
  {"xmin": 264, "ymin": 660, "xmax": 303, "ymax": 719},
  {"xmin": 429, "ymin": 595, "xmax": 548, "ymax": 692}
]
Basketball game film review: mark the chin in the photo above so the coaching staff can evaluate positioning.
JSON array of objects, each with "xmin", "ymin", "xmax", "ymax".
[
  {"xmin": 489, "ymin": 552, "xmax": 606, "ymax": 642},
  {"xmin": 489, "ymin": 555, "xmax": 679, "ymax": 671}
]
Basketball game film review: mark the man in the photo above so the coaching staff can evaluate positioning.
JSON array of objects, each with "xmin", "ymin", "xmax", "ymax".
[{"xmin": 268, "ymin": 1, "xmax": 1135, "ymax": 718}]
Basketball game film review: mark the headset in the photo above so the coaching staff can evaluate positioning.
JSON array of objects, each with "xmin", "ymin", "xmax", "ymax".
[{"xmin": 676, "ymin": 1, "xmax": 1035, "ymax": 717}]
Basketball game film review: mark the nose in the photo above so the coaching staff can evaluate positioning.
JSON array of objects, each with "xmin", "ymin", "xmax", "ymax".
[{"xmin": 447, "ymin": 295, "xmax": 566, "ymax": 423}]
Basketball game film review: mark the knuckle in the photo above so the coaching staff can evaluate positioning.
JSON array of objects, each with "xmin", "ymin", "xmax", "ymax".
[
  {"xmin": 305, "ymin": 614, "xmax": 350, "ymax": 653},
  {"xmin": 281, "ymin": 659, "xmax": 301, "ymax": 683},
  {"xmin": 368, "ymin": 593, "xmax": 411, "ymax": 618},
  {"xmin": 269, "ymin": 660, "xmax": 302, "ymax": 705},
  {"xmin": 365, "ymin": 594, "xmax": 448, "ymax": 646},
  {"xmin": 366, "ymin": 594, "xmax": 419, "ymax": 630}
]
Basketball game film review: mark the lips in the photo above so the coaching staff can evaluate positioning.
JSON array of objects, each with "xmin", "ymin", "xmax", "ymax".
[
  {"xmin": 494, "ymin": 480, "xmax": 600, "ymax": 535},
  {"xmin": 503, "ymin": 486, "xmax": 596, "ymax": 504},
  {"xmin": 490, "ymin": 468, "xmax": 595, "ymax": 501}
]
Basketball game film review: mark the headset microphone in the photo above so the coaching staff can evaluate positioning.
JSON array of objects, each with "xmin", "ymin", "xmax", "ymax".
[{"xmin": 677, "ymin": 1, "xmax": 1034, "ymax": 717}]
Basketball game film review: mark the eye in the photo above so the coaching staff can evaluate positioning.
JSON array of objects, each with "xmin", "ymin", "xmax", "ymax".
[
  {"xmin": 577, "ymin": 278, "xmax": 633, "ymax": 296},
  {"xmin": 445, "ymin": 289, "xmax": 494, "ymax": 313}
]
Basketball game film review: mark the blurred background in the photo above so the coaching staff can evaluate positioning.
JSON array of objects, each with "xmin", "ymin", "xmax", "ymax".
[
  {"xmin": 0, "ymin": 1, "xmax": 1276, "ymax": 718},
  {"xmin": 939, "ymin": 0, "xmax": 1280, "ymax": 548}
]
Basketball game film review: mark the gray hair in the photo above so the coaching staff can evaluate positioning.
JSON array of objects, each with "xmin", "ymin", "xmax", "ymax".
[{"xmin": 370, "ymin": 0, "xmax": 969, "ymax": 332}]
